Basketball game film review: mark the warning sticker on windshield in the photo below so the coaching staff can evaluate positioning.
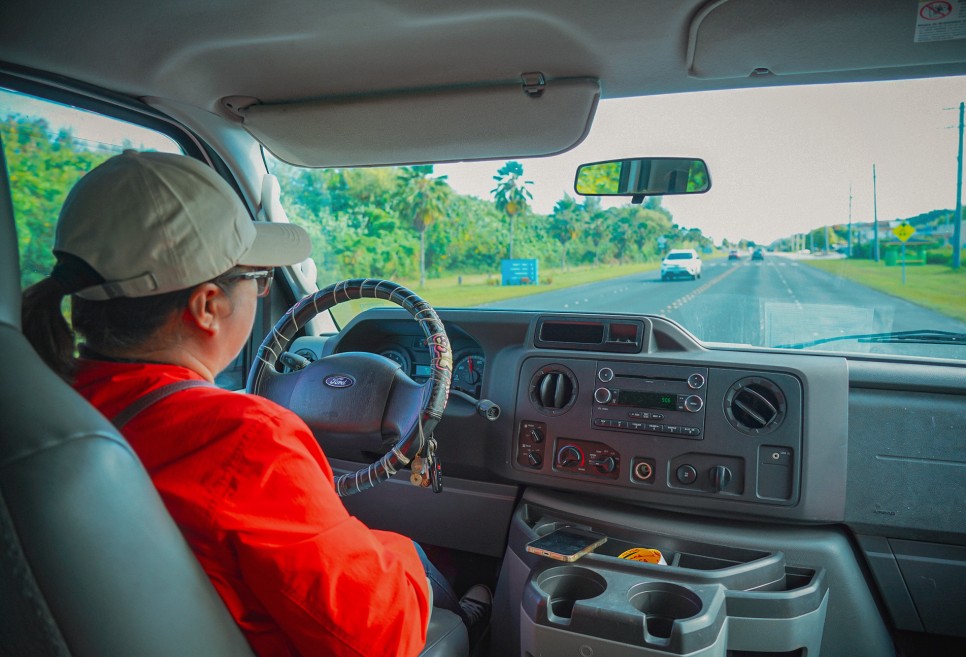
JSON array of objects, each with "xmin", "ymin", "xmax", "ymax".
[{"xmin": 915, "ymin": 1, "xmax": 966, "ymax": 42}]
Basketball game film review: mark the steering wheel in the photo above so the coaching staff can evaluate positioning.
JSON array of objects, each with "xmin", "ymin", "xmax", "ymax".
[{"xmin": 247, "ymin": 279, "xmax": 452, "ymax": 497}]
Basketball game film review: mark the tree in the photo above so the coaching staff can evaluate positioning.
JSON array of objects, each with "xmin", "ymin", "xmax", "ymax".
[
  {"xmin": 2, "ymin": 115, "xmax": 110, "ymax": 288},
  {"xmin": 580, "ymin": 197, "xmax": 608, "ymax": 266},
  {"xmin": 549, "ymin": 194, "xmax": 583, "ymax": 270},
  {"xmin": 397, "ymin": 165, "xmax": 450, "ymax": 287},
  {"xmin": 491, "ymin": 161, "xmax": 533, "ymax": 259}
]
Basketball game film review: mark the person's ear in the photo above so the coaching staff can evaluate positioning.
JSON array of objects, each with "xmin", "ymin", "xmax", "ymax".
[{"xmin": 184, "ymin": 283, "xmax": 230, "ymax": 336}]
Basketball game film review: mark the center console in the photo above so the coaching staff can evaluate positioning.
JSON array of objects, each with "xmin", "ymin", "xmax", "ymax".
[{"xmin": 514, "ymin": 357, "xmax": 803, "ymax": 507}]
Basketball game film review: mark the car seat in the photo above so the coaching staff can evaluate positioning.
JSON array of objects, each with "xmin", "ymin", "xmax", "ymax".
[{"xmin": 0, "ymin": 143, "xmax": 468, "ymax": 657}]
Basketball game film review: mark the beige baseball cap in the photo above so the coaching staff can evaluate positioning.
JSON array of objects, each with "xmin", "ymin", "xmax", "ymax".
[{"xmin": 54, "ymin": 150, "xmax": 312, "ymax": 300}]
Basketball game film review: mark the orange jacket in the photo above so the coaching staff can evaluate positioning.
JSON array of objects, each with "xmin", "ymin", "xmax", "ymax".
[{"xmin": 75, "ymin": 359, "xmax": 431, "ymax": 657}]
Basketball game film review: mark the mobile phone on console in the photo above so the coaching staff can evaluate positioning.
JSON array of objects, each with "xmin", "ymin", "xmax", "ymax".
[{"xmin": 525, "ymin": 527, "xmax": 607, "ymax": 562}]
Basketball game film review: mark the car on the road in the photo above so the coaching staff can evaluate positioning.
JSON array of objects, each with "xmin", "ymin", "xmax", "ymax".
[
  {"xmin": 751, "ymin": 248, "xmax": 764, "ymax": 261},
  {"xmin": 728, "ymin": 249, "xmax": 740, "ymax": 260},
  {"xmin": 660, "ymin": 248, "xmax": 702, "ymax": 280},
  {"xmin": 2, "ymin": 4, "xmax": 965, "ymax": 657}
]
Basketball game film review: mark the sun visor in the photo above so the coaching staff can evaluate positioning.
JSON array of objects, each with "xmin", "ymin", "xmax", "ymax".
[
  {"xmin": 687, "ymin": 0, "xmax": 966, "ymax": 80},
  {"xmin": 235, "ymin": 77, "xmax": 600, "ymax": 168}
]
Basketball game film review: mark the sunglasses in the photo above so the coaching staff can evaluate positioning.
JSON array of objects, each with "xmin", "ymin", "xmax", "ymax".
[{"xmin": 218, "ymin": 268, "xmax": 274, "ymax": 297}]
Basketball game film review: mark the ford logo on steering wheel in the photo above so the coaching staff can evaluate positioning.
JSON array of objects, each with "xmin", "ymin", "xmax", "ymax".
[{"xmin": 324, "ymin": 375, "xmax": 355, "ymax": 389}]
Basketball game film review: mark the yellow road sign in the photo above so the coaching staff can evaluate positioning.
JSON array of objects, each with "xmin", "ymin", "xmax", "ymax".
[{"xmin": 892, "ymin": 222, "xmax": 916, "ymax": 242}]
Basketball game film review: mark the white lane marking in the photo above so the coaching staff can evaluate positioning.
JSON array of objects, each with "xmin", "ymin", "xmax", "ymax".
[
  {"xmin": 774, "ymin": 265, "xmax": 804, "ymax": 310},
  {"xmin": 659, "ymin": 266, "xmax": 740, "ymax": 315}
]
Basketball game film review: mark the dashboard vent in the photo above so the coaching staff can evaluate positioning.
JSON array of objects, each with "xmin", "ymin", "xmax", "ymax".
[
  {"xmin": 529, "ymin": 365, "xmax": 578, "ymax": 415},
  {"xmin": 725, "ymin": 377, "xmax": 786, "ymax": 435}
]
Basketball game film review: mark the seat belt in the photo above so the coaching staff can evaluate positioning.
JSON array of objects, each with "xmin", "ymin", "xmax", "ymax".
[{"xmin": 111, "ymin": 379, "xmax": 214, "ymax": 430}]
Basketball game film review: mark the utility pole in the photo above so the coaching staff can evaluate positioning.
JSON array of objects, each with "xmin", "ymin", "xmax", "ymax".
[
  {"xmin": 872, "ymin": 164, "xmax": 879, "ymax": 263},
  {"xmin": 954, "ymin": 101, "xmax": 964, "ymax": 270},
  {"xmin": 848, "ymin": 184, "xmax": 853, "ymax": 258}
]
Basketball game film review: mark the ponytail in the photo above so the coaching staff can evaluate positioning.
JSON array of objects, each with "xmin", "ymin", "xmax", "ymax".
[
  {"xmin": 21, "ymin": 253, "xmax": 104, "ymax": 382},
  {"xmin": 21, "ymin": 277, "xmax": 77, "ymax": 381}
]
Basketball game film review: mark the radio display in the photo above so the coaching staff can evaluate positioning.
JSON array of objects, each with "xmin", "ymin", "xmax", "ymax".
[{"xmin": 617, "ymin": 390, "xmax": 677, "ymax": 410}]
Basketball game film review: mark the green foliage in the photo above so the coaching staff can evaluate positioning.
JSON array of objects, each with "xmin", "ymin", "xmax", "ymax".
[
  {"xmin": 397, "ymin": 166, "xmax": 451, "ymax": 286},
  {"xmin": 5, "ymin": 115, "xmax": 718, "ymax": 293},
  {"xmin": 575, "ymin": 161, "xmax": 620, "ymax": 195},
  {"xmin": 2, "ymin": 115, "xmax": 112, "ymax": 288},
  {"xmin": 925, "ymin": 245, "xmax": 952, "ymax": 266},
  {"xmin": 548, "ymin": 195, "xmax": 585, "ymax": 270}
]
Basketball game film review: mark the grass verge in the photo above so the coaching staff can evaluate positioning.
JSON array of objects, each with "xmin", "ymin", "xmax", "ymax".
[
  {"xmin": 329, "ymin": 261, "xmax": 661, "ymax": 326},
  {"xmin": 804, "ymin": 258, "xmax": 966, "ymax": 323}
]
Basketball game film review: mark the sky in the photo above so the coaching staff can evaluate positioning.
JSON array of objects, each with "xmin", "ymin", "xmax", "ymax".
[
  {"xmin": 3, "ymin": 75, "xmax": 964, "ymax": 244},
  {"xmin": 438, "ymin": 75, "xmax": 966, "ymax": 244}
]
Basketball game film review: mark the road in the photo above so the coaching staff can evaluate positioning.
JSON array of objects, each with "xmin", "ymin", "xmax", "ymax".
[{"xmin": 484, "ymin": 255, "xmax": 966, "ymax": 360}]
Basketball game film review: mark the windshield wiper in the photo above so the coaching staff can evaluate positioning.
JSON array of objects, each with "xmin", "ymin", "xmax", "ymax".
[{"xmin": 776, "ymin": 330, "xmax": 966, "ymax": 350}]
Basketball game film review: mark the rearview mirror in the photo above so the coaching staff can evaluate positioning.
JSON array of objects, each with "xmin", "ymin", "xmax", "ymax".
[{"xmin": 575, "ymin": 157, "xmax": 710, "ymax": 198}]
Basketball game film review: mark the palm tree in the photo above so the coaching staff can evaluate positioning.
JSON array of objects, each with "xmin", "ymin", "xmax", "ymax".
[
  {"xmin": 490, "ymin": 161, "xmax": 533, "ymax": 260},
  {"xmin": 397, "ymin": 165, "xmax": 449, "ymax": 287},
  {"xmin": 549, "ymin": 195, "xmax": 583, "ymax": 271},
  {"xmin": 581, "ymin": 197, "xmax": 607, "ymax": 267}
]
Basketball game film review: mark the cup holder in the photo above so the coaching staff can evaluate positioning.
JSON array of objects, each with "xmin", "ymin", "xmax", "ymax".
[
  {"xmin": 534, "ymin": 566, "xmax": 607, "ymax": 620},
  {"xmin": 627, "ymin": 582, "xmax": 703, "ymax": 640}
]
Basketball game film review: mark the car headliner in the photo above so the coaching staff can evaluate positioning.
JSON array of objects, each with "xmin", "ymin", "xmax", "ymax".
[{"xmin": 1, "ymin": 1, "xmax": 964, "ymax": 118}]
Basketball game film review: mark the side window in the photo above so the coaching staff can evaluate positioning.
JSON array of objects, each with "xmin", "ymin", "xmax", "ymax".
[
  {"xmin": 0, "ymin": 90, "xmax": 268, "ymax": 386},
  {"xmin": 2, "ymin": 89, "xmax": 251, "ymax": 391},
  {"xmin": 1, "ymin": 88, "xmax": 183, "ymax": 288}
]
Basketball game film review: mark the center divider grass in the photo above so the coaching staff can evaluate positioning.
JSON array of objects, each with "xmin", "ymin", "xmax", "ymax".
[
  {"xmin": 804, "ymin": 258, "xmax": 966, "ymax": 323},
  {"xmin": 328, "ymin": 261, "xmax": 662, "ymax": 326}
]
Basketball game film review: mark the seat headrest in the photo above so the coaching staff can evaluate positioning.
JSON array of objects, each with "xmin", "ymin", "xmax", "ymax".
[{"xmin": 0, "ymin": 144, "xmax": 23, "ymax": 331}]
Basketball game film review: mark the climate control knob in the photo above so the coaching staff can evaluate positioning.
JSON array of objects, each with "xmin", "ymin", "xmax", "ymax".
[
  {"xmin": 527, "ymin": 451, "xmax": 543, "ymax": 468},
  {"xmin": 556, "ymin": 445, "xmax": 583, "ymax": 468},
  {"xmin": 594, "ymin": 456, "xmax": 617, "ymax": 474},
  {"xmin": 710, "ymin": 465, "xmax": 733, "ymax": 492},
  {"xmin": 594, "ymin": 388, "xmax": 613, "ymax": 404}
]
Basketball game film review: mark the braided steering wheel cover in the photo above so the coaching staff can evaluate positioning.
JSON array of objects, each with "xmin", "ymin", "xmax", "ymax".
[{"xmin": 247, "ymin": 279, "xmax": 452, "ymax": 496}]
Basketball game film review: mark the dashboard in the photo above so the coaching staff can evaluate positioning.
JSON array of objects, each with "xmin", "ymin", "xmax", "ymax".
[
  {"xmin": 291, "ymin": 306, "xmax": 964, "ymax": 541},
  {"xmin": 289, "ymin": 307, "xmax": 966, "ymax": 647},
  {"xmin": 292, "ymin": 308, "xmax": 850, "ymax": 522}
]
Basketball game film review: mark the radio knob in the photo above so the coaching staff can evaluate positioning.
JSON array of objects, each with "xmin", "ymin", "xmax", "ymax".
[
  {"xmin": 684, "ymin": 395, "xmax": 704, "ymax": 412},
  {"xmin": 556, "ymin": 445, "xmax": 583, "ymax": 468},
  {"xmin": 687, "ymin": 373, "xmax": 706, "ymax": 389},
  {"xmin": 594, "ymin": 388, "xmax": 613, "ymax": 404},
  {"xmin": 598, "ymin": 367, "xmax": 615, "ymax": 382}
]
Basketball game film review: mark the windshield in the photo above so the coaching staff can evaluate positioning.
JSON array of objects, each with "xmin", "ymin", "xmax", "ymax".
[{"xmin": 266, "ymin": 75, "xmax": 966, "ymax": 363}]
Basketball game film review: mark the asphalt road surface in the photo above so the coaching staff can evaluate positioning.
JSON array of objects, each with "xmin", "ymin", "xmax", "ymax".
[{"xmin": 485, "ymin": 255, "xmax": 966, "ymax": 360}]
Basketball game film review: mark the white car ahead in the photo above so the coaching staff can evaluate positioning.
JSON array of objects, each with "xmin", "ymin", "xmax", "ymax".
[{"xmin": 660, "ymin": 249, "xmax": 702, "ymax": 281}]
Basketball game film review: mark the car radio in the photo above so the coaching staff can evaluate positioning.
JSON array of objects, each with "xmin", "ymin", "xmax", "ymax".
[{"xmin": 591, "ymin": 362, "xmax": 708, "ymax": 439}]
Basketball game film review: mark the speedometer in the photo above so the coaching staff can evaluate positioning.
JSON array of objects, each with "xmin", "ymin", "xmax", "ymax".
[
  {"xmin": 453, "ymin": 354, "xmax": 485, "ymax": 397},
  {"xmin": 379, "ymin": 348, "xmax": 411, "ymax": 374}
]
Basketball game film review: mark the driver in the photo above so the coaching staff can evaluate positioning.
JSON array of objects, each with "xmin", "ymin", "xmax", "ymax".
[{"xmin": 20, "ymin": 151, "xmax": 491, "ymax": 657}]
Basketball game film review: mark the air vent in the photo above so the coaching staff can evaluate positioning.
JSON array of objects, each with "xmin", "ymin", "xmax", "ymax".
[
  {"xmin": 529, "ymin": 365, "xmax": 578, "ymax": 416},
  {"xmin": 724, "ymin": 377, "xmax": 786, "ymax": 435}
]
